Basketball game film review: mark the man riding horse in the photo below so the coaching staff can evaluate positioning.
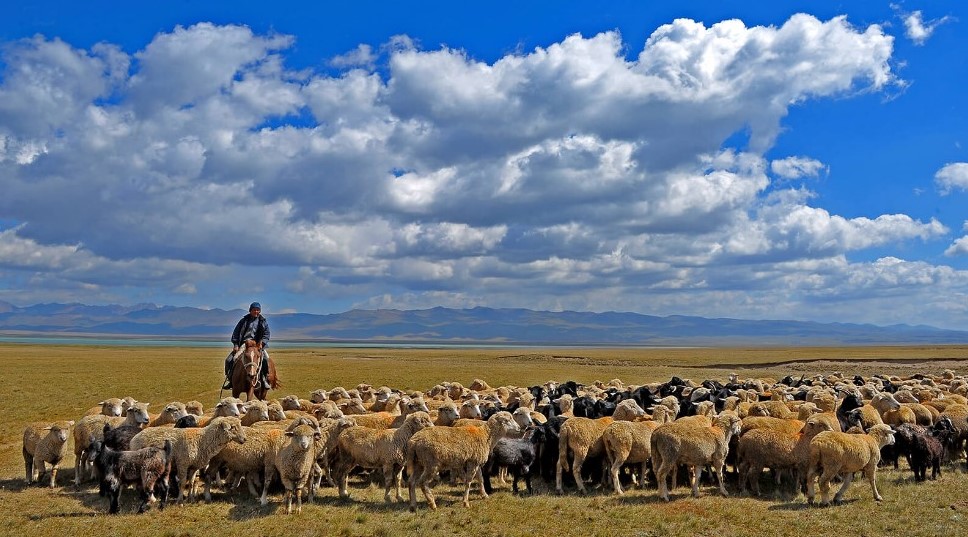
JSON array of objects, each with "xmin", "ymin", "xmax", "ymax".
[{"xmin": 223, "ymin": 302, "xmax": 272, "ymax": 390}]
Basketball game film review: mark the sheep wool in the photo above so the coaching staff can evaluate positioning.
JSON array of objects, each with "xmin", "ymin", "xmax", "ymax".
[{"xmin": 23, "ymin": 420, "xmax": 74, "ymax": 488}]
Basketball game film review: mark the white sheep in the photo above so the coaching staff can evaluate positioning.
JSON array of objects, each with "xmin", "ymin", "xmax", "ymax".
[
  {"xmin": 651, "ymin": 413, "xmax": 742, "ymax": 501},
  {"xmin": 23, "ymin": 420, "xmax": 74, "ymax": 488},
  {"xmin": 602, "ymin": 419, "xmax": 660, "ymax": 494},
  {"xmin": 555, "ymin": 416, "xmax": 614, "ymax": 494},
  {"xmin": 170, "ymin": 416, "xmax": 248, "ymax": 502},
  {"xmin": 406, "ymin": 411, "xmax": 520, "ymax": 510},
  {"xmin": 334, "ymin": 411, "xmax": 435, "ymax": 502},
  {"xmin": 265, "ymin": 424, "xmax": 320, "ymax": 514},
  {"xmin": 806, "ymin": 423, "xmax": 896, "ymax": 505}
]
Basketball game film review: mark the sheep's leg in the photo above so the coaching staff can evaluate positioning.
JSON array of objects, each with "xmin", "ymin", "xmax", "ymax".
[
  {"xmin": 177, "ymin": 466, "xmax": 190, "ymax": 503},
  {"xmin": 48, "ymin": 463, "xmax": 60, "ymax": 488},
  {"xmin": 817, "ymin": 464, "xmax": 839, "ymax": 506},
  {"xmin": 714, "ymin": 460, "xmax": 728, "ymax": 497},
  {"xmin": 23, "ymin": 451, "xmax": 33, "ymax": 485},
  {"xmin": 420, "ymin": 464, "xmax": 438, "ymax": 510},
  {"xmin": 691, "ymin": 465, "xmax": 702, "ymax": 498},
  {"xmin": 73, "ymin": 453, "xmax": 83, "ymax": 486},
  {"xmin": 555, "ymin": 445, "xmax": 569, "ymax": 494},
  {"xmin": 245, "ymin": 472, "xmax": 260, "ymax": 498},
  {"xmin": 638, "ymin": 462, "xmax": 649, "ymax": 489},
  {"xmin": 386, "ymin": 463, "xmax": 404, "ymax": 503},
  {"xmin": 833, "ymin": 471, "xmax": 853, "ymax": 505},
  {"xmin": 260, "ymin": 464, "xmax": 276, "ymax": 506},
  {"xmin": 865, "ymin": 466, "xmax": 882, "ymax": 502},
  {"xmin": 571, "ymin": 450, "xmax": 587, "ymax": 493},
  {"xmin": 407, "ymin": 461, "xmax": 420, "ymax": 512},
  {"xmin": 284, "ymin": 487, "xmax": 293, "ymax": 515},
  {"xmin": 610, "ymin": 453, "xmax": 627, "ymax": 495},
  {"xmin": 805, "ymin": 466, "xmax": 817, "ymax": 505},
  {"xmin": 202, "ymin": 469, "xmax": 215, "ymax": 502},
  {"xmin": 296, "ymin": 486, "xmax": 303, "ymax": 514},
  {"xmin": 186, "ymin": 469, "xmax": 200, "ymax": 502},
  {"xmin": 656, "ymin": 462, "xmax": 671, "ymax": 501}
]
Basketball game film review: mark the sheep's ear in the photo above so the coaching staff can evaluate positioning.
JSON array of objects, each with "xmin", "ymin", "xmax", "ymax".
[
  {"xmin": 221, "ymin": 421, "xmax": 232, "ymax": 431},
  {"xmin": 285, "ymin": 431, "xmax": 295, "ymax": 437},
  {"xmin": 97, "ymin": 401, "xmax": 107, "ymax": 405},
  {"xmin": 43, "ymin": 426, "xmax": 53, "ymax": 431},
  {"xmin": 67, "ymin": 420, "xmax": 75, "ymax": 427}
]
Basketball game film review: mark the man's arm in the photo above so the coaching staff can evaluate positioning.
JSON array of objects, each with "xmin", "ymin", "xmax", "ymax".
[
  {"xmin": 260, "ymin": 316, "xmax": 270, "ymax": 348},
  {"xmin": 231, "ymin": 318, "xmax": 245, "ymax": 348}
]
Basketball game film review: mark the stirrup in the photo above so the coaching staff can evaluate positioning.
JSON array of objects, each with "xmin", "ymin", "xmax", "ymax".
[{"xmin": 222, "ymin": 379, "xmax": 232, "ymax": 390}]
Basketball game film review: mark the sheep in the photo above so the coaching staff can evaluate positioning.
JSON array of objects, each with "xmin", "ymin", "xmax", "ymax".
[
  {"xmin": 651, "ymin": 413, "xmax": 743, "ymax": 501},
  {"xmin": 264, "ymin": 424, "xmax": 322, "ymax": 514},
  {"xmin": 310, "ymin": 389, "xmax": 329, "ymax": 403},
  {"xmin": 338, "ymin": 397, "xmax": 368, "ymax": 415},
  {"xmin": 482, "ymin": 426, "xmax": 546, "ymax": 495},
  {"xmin": 610, "ymin": 399, "xmax": 647, "ymax": 422},
  {"xmin": 170, "ymin": 416, "xmax": 248, "ymax": 502},
  {"xmin": 459, "ymin": 399, "xmax": 483, "ymax": 420},
  {"xmin": 197, "ymin": 397, "xmax": 246, "ymax": 426},
  {"xmin": 940, "ymin": 403, "xmax": 968, "ymax": 463},
  {"xmin": 281, "ymin": 395, "xmax": 315, "ymax": 413},
  {"xmin": 311, "ymin": 400, "xmax": 344, "ymax": 420},
  {"xmin": 406, "ymin": 411, "xmax": 521, "ymax": 510},
  {"xmin": 334, "ymin": 411, "xmax": 435, "ymax": 502},
  {"xmin": 871, "ymin": 392, "xmax": 916, "ymax": 426},
  {"xmin": 148, "ymin": 402, "xmax": 188, "ymax": 427},
  {"xmin": 202, "ymin": 426, "xmax": 281, "ymax": 501},
  {"xmin": 736, "ymin": 428, "xmax": 801, "ymax": 496},
  {"xmin": 307, "ymin": 416, "xmax": 357, "ymax": 497},
  {"xmin": 555, "ymin": 416, "xmax": 614, "ymax": 494},
  {"xmin": 433, "ymin": 401, "xmax": 460, "ymax": 426},
  {"xmin": 740, "ymin": 416, "xmax": 805, "ymax": 436},
  {"xmin": 174, "ymin": 415, "xmax": 199, "ymax": 428},
  {"xmin": 602, "ymin": 419, "xmax": 661, "ymax": 495},
  {"xmin": 240, "ymin": 400, "xmax": 271, "ymax": 426},
  {"xmin": 73, "ymin": 402, "xmax": 151, "ymax": 485},
  {"xmin": 806, "ymin": 424, "xmax": 896, "ymax": 505},
  {"xmin": 86, "ymin": 438, "xmax": 172, "ymax": 514},
  {"xmin": 85, "ymin": 398, "xmax": 124, "ymax": 417},
  {"xmin": 469, "ymin": 378, "xmax": 491, "ymax": 391},
  {"xmin": 185, "ymin": 401, "xmax": 204, "ymax": 416},
  {"xmin": 267, "ymin": 401, "xmax": 287, "ymax": 421},
  {"xmin": 22, "ymin": 420, "xmax": 74, "ymax": 488},
  {"xmin": 894, "ymin": 418, "xmax": 956, "ymax": 481}
]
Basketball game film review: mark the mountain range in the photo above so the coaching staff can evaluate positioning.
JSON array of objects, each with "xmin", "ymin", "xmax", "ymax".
[{"xmin": 1, "ymin": 301, "xmax": 966, "ymax": 345}]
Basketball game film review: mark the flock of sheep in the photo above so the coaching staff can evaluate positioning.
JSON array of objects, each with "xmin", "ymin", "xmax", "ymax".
[{"xmin": 21, "ymin": 368, "xmax": 968, "ymax": 515}]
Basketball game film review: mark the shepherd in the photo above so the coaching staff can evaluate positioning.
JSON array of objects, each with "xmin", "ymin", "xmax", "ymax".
[{"xmin": 223, "ymin": 302, "xmax": 273, "ymax": 393}]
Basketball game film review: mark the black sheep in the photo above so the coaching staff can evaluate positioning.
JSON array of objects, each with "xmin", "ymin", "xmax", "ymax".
[
  {"xmin": 86, "ymin": 438, "xmax": 173, "ymax": 514},
  {"xmin": 895, "ymin": 418, "xmax": 956, "ymax": 481},
  {"xmin": 102, "ymin": 422, "xmax": 142, "ymax": 451},
  {"xmin": 483, "ymin": 427, "xmax": 546, "ymax": 494}
]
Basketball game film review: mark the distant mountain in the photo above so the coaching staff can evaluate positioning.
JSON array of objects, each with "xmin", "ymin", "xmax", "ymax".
[{"xmin": 0, "ymin": 302, "xmax": 965, "ymax": 345}]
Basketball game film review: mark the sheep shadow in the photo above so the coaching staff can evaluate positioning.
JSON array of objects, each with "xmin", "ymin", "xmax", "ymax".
[
  {"xmin": 768, "ymin": 497, "xmax": 858, "ymax": 511},
  {"xmin": 0, "ymin": 477, "xmax": 30, "ymax": 493}
]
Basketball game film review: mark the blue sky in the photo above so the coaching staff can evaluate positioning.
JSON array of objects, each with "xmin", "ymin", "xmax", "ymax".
[{"xmin": 1, "ymin": 1, "xmax": 967, "ymax": 329}]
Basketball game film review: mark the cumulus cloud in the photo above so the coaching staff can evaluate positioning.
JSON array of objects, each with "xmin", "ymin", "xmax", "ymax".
[
  {"xmin": 1, "ymin": 16, "xmax": 964, "ymax": 327},
  {"xmin": 770, "ymin": 156, "xmax": 828, "ymax": 180},
  {"xmin": 894, "ymin": 6, "xmax": 953, "ymax": 45},
  {"xmin": 935, "ymin": 162, "xmax": 968, "ymax": 195}
]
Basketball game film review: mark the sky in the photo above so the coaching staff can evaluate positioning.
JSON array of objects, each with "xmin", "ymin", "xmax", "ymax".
[{"xmin": 1, "ymin": 1, "xmax": 967, "ymax": 329}]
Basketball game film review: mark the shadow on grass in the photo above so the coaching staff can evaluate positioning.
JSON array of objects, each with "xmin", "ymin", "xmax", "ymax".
[
  {"xmin": 0, "ymin": 477, "xmax": 29, "ymax": 492},
  {"xmin": 768, "ymin": 497, "xmax": 857, "ymax": 511}
]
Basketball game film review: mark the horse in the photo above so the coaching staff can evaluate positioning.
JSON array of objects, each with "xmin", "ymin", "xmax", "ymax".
[{"xmin": 230, "ymin": 339, "xmax": 279, "ymax": 401}]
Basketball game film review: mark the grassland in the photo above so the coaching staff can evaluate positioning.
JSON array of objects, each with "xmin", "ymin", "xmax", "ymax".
[{"xmin": 2, "ymin": 343, "xmax": 967, "ymax": 537}]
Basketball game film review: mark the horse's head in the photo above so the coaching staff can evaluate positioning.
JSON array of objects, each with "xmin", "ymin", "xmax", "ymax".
[{"xmin": 242, "ymin": 340, "xmax": 262, "ymax": 383}]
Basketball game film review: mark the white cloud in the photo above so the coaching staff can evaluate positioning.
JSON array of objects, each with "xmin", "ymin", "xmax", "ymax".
[
  {"xmin": 771, "ymin": 156, "xmax": 828, "ymax": 180},
  {"xmin": 896, "ymin": 7, "xmax": 953, "ymax": 45},
  {"xmin": 945, "ymin": 236, "xmax": 968, "ymax": 257},
  {"xmin": 935, "ymin": 162, "xmax": 968, "ymax": 195},
  {"xmin": 1, "ymin": 16, "xmax": 964, "ymax": 328}
]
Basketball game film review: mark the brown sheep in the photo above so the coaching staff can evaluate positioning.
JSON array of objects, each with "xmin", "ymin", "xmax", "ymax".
[
  {"xmin": 806, "ymin": 424, "xmax": 896, "ymax": 505},
  {"xmin": 651, "ymin": 414, "xmax": 743, "ymax": 501}
]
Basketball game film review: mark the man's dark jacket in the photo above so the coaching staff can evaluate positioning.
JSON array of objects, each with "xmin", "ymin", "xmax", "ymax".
[{"xmin": 231, "ymin": 314, "xmax": 270, "ymax": 348}]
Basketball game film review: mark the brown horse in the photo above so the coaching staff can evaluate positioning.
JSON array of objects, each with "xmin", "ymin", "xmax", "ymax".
[{"xmin": 231, "ymin": 339, "xmax": 279, "ymax": 401}]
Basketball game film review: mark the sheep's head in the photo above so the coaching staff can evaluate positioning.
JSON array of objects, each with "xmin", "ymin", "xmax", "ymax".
[
  {"xmin": 404, "ymin": 411, "xmax": 435, "ymax": 432},
  {"xmin": 162, "ymin": 402, "xmax": 188, "ymax": 421},
  {"xmin": 932, "ymin": 417, "xmax": 956, "ymax": 440},
  {"xmin": 280, "ymin": 395, "xmax": 303, "ymax": 411},
  {"xmin": 872, "ymin": 393, "xmax": 901, "ymax": 411},
  {"xmin": 185, "ymin": 401, "xmax": 204, "ymax": 416},
  {"xmin": 285, "ymin": 424, "xmax": 320, "ymax": 451},
  {"xmin": 218, "ymin": 417, "xmax": 246, "ymax": 444},
  {"xmin": 243, "ymin": 400, "xmax": 270, "ymax": 422},
  {"xmin": 309, "ymin": 389, "xmax": 329, "ymax": 403},
  {"xmin": 868, "ymin": 424, "xmax": 896, "ymax": 447},
  {"xmin": 267, "ymin": 402, "xmax": 287, "ymax": 421},
  {"xmin": 44, "ymin": 421, "xmax": 74, "ymax": 443},
  {"xmin": 407, "ymin": 396, "xmax": 430, "ymax": 414},
  {"xmin": 436, "ymin": 403, "xmax": 460, "ymax": 424},
  {"xmin": 460, "ymin": 400, "xmax": 483, "ymax": 419},
  {"xmin": 488, "ymin": 411, "xmax": 521, "ymax": 437},
  {"xmin": 512, "ymin": 407, "xmax": 534, "ymax": 429},
  {"xmin": 128, "ymin": 402, "xmax": 151, "ymax": 425},
  {"xmin": 97, "ymin": 398, "xmax": 124, "ymax": 417}
]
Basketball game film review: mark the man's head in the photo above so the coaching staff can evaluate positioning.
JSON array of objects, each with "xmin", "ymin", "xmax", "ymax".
[{"xmin": 249, "ymin": 302, "xmax": 262, "ymax": 317}]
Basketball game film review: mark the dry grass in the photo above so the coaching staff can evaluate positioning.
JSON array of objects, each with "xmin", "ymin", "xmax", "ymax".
[{"xmin": 2, "ymin": 343, "xmax": 968, "ymax": 536}]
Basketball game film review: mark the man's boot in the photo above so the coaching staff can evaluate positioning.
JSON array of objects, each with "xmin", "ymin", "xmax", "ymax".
[
  {"xmin": 222, "ymin": 354, "xmax": 234, "ymax": 389},
  {"xmin": 260, "ymin": 352, "xmax": 271, "ymax": 389}
]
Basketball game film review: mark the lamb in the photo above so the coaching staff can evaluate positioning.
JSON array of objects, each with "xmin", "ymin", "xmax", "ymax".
[
  {"xmin": 406, "ymin": 411, "xmax": 521, "ymax": 510},
  {"xmin": 602, "ymin": 419, "xmax": 661, "ymax": 495},
  {"xmin": 203, "ymin": 425, "xmax": 283, "ymax": 501},
  {"xmin": 433, "ymin": 401, "xmax": 461, "ymax": 426},
  {"xmin": 22, "ymin": 420, "xmax": 74, "ymax": 488},
  {"xmin": 610, "ymin": 399, "xmax": 647, "ymax": 422},
  {"xmin": 333, "ymin": 411, "xmax": 435, "ymax": 502},
  {"xmin": 197, "ymin": 397, "xmax": 246, "ymax": 426},
  {"xmin": 148, "ymin": 402, "xmax": 188, "ymax": 427},
  {"xmin": 86, "ymin": 438, "xmax": 172, "ymax": 514},
  {"xmin": 806, "ymin": 423, "xmax": 896, "ymax": 505},
  {"xmin": 482, "ymin": 426, "xmax": 546, "ymax": 495},
  {"xmin": 85, "ymin": 398, "xmax": 124, "ymax": 417},
  {"xmin": 651, "ymin": 413, "xmax": 743, "ymax": 501},
  {"xmin": 555, "ymin": 416, "xmax": 614, "ymax": 494},
  {"xmin": 73, "ymin": 402, "xmax": 151, "ymax": 485},
  {"xmin": 241, "ymin": 400, "xmax": 271, "ymax": 426},
  {"xmin": 871, "ymin": 392, "xmax": 916, "ymax": 426},
  {"xmin": 185, "ymin": 401, "xmax": 204, "ymax": 416},
  {"xmin": 265, "ymin": 424, "xmax": 321, "ymax": 514},
  {"xmin": 170, "ymin": 416, "xmax": 247, "ymax": 502},
  {"xmin": 894, "ymin": 418, "xmax": 957, "ymax": 481},
  {"xmin": 281, "ymin": 395, "xmax": 315, "ymax": 413}
]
